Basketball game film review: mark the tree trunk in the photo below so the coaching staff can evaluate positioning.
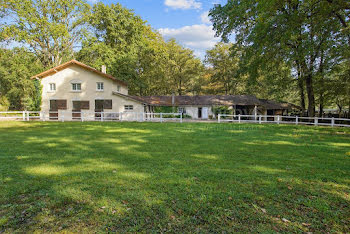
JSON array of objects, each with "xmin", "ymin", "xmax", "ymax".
[
  {"xmin": 318, "ymin": 51, "xmax": 325, "ymax": 118},
  {"xmin": 319, "ymin": 94, "xmax": 324, "ymax": 117},
  {"xmin": 178, "ymin": 79, "xmax": 182, "ymax": 96},
  {"xmin": 296, "ymin": 63, "xmax": 306, "ymax": 114},
  {"xmin": 305, "ymin": 73, "xmax": 315, "ymax": 117}
]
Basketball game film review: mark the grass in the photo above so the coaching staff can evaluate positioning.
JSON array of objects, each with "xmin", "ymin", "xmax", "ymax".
[{"xmin": 0, "ymin": 121, "xmax": 349, "ymax": 233}]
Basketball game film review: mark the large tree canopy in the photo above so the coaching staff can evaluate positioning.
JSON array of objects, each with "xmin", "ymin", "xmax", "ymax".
[
  {"xmin": 210, "ymin": 0, "xmax": 349, "ymax": 116},
  {"xmin": 77, "ymin": 3, "xmax": 203, "ymax": 96},
  {"xmin": 1, "ymin": 0, "xmax": 90, "ymax": 67}
]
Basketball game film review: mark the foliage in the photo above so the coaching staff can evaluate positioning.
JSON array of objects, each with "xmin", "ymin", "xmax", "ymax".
[
  {"xmin": 0, "ymin": 121, "xmax": 349, "ymax": 232},
  {"xmin": 212, "ymin": 105, "xmax": 232, "ymax": 116},
  {"xmin": 154, "ymin": 106, "xmax": 177, "ymax": 113},
  {"xmin": 165, "ymin": 39, "xmax": 205, "ymax": 95},
  {"xmin": 209, "ymin": 0, "xmax": 349, "ymax": 116},
  {"xmin": 1, "ymin": 0, "xmax": 91, "ymax": 67},
  {"xmin": 0, "ymin": 48, "xmax": 43, "ymax": 110},
  {"xmin": 205, "ymin": 42, "xmax": 240, "ymax": 94}
]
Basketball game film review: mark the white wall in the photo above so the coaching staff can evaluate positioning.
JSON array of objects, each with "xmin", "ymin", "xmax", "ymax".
[{"xmin": 184, "ymin": 106, "xmax": 213, "ymax": 119}]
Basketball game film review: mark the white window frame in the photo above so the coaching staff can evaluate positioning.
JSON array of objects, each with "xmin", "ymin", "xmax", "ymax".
[
  {"xmin": 72, "ymin": 83, "xmax": 81, "ymax": 91},
  {"xmin": 96, "ymin": 82, "xmax": 104, "ymax": 91},
  {"xmin": 124, "ymin": 105, "xmax": 133, "ymax": 111},
  {"xmin": 178, "ymin": 107, "xmax": 186, "ymax": 114},
  {"xmin": 49, "ymin": 83, "xmax": 56, "ymax": 92}
]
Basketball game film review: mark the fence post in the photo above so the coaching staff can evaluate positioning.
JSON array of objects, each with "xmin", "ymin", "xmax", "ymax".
[
  {"xmin": 331, "ymin": 117, "xmax": 334, "ymax": 127},
  {"xmin": 180, "ymin": 113, "xmax": 183, "ymax": 123},
  {"xmin": 218, "ymin": 114, "xmax": 221, "ymax": 123},
  {"xmin": 81, "ymin": 112, "xmax": 84, "ymax": 122},
  {"xmin": 277, "ymin": 115, "xmax": 280, "ymax": 124},
  {"xmin": 315, "ymin": 117, "xmax": 318, "ymax": 126},
  {"xmin": 160, "ymin": 113, "xmax": 163, "ymax": 123},
  {"xmin": 295, "ymin": 116, "xmax": 298, "ymax": 125},
  {"xmin": 26, "ymin": 111, "xmax": 29, "ymax": 121},
  {"xmin": 61, "ymin": 111, "xmax": 65, "ymax": 122},
  {"xmin": 101, "ymin": 112, "xmax": 104, "ymax": 122},
  {"xmin": 238, "ymin": 114, "xmax": 241, "ymax": 123},
  {"xmin": 259, "ymin": 115, "xmax": 262, "ymax": 124},
  {"xmin": 22, "ymin": 111, "xmax": 25, "ymax": 121}
]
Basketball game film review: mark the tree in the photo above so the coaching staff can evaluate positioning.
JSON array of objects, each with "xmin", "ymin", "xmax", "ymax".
[
  {"xmin": 166, "ymin": 39, "xmax": 204, "ymax": 95},
  {"xmin": 0, "ymin": 48, "xmax": 43, "ymax": 110},
  {"xmin": 1, "ymin": 0, "xmax": 90, "ymax": 67},
  {"xmin": 210, "ymin": 0, "xmax": 347, "ymax": 116},
  {"xmin": 205, "ymin": 42, "xmax": 239, "ymax": 95},
  {"xmin": 77, "ymin": 3, "xmax": 204, "ymax": 96},
  {"xmin": 77, "ymin": 2, "xmax": 170, "ymax": 95}
]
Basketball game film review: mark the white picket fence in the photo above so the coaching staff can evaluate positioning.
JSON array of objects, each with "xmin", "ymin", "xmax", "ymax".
[
  {"xmin": 218, "ymin": 114, "xmax": 350, "ymax": 127},
  {"xmin": 1, "ymin": 111, "xmax": 350, "ymax": 127},
  {"xmin": 0, "ymin": 111, "xmax": 183, "ymax": 123}
]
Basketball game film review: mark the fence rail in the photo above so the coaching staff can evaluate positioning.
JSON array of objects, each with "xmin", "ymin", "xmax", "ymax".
[
  {"xmin": 1, "ymin": 111, "xmax": 350, "ymax": 127},
  {"xmin": 0, "ymin": 111, "xmax": 183, "ymax": 123},
  {"xmin": 217, "ymin": 114, "xmax": 350, "ymax": 127}
]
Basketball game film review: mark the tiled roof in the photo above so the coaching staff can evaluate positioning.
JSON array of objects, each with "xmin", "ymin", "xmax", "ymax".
[
  {"xmin": 130, "ymin": 95, "xmax": 262, "ymax": 106},
  {"xmin": 31, "ymin": 60, "xmax": 127, "ymax": 86}
]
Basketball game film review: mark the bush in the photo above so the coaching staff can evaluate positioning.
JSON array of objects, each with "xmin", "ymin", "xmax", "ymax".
[
  {"xmin": 212, "ymin": 106, "xmax": 232, "ymax": 117},
  {"xmin": 154, "ymin": 106, "xmax": 177, "ymax": 113}
]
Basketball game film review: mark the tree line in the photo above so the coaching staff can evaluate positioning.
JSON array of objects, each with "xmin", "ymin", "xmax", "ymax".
[{"xmin": 0, "ymin": 0, "xmax": 349, "ymax": 117}]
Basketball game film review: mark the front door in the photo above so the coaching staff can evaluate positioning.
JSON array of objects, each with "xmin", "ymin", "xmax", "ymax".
[
  {"xmin": 198, "ymin": 107, "xmax": 202, "ymax": 119},
  {"xmin": 95, "ymin": 100, "xmax": 104, "ymax": 120},
  {"xmin": 202, "ymin": 107, "xmax": 209, "ymax": 119}
]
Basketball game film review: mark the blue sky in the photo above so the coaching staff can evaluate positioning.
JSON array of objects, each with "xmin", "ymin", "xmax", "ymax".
[{"xmin": 91, "ymin": 0, "xmax": 227, "ymax": 58}]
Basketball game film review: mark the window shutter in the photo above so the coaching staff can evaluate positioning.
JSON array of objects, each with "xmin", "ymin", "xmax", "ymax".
[
  {"xmin": 95, "ymin": 100, "xmax": 104, "ymax": 110},
  {"xmin": 50, "ymin": 100, "xmax": 58, "ymax": 111},
  {"xmin": 72, "ymin": 101, "xmax": 81, "ymax": 111},
  {"xmin": 57, "ymin": 100, "xmax": 67, "ymax": 110},
  {"xmin": 81, "ymin": 101, "xmax": 90, "ymax": 110},
  {"xmin": 103, "ymin": 100, "xmax": 112, "ymax": 109}
]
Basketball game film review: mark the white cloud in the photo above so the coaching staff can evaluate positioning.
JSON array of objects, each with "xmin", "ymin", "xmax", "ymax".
[
  {"xmin": 159, "ymin": 24, "xmax": 220, "ymax": 59},
  {"xmin": 200, "ymin": 11, "xmax": 211, "ymax": 24},
  {"xmin": 164, "ymin": 0, "xmax": 202, "ymax": 10}
]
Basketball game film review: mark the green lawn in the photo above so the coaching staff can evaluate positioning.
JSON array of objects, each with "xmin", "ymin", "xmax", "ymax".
[{"xmin": 0, "ymin": 122, "xmax": 349, "ymax": 233}]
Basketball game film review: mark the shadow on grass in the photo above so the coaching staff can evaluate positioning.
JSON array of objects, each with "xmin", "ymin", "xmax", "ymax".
[{"xmin": 0, "ymin": 121, "xmax": 349, "ymax": 232}]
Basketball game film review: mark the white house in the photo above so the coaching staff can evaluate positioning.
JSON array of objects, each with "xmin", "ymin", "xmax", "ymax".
[{"xmin": 32, "ymin": 60, "xmax": 146, "ymax": 120}]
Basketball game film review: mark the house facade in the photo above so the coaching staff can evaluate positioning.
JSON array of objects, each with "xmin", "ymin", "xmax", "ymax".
[
  {"xmin": 32, "ymin": 60, "xmax": 145, "ymax": 120},
  {"xmin": 32, "ymin": 60, "xmax": 299, "ymax": 121}
]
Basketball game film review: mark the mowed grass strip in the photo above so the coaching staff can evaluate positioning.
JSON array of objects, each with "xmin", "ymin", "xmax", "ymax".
[{"xmin": 0, "ymin": 121, "xmax": 349, "ymax": 232}]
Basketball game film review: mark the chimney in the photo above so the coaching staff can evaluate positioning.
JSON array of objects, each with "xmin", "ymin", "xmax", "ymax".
[{"xmin": 101, "ymin": 65, "xmax": 106, "ymax": 74}]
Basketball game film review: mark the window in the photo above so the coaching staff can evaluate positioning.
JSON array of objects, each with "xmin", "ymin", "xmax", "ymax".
[
  {"xmin": 95, "ymin": 99, "xmax": 112, "ymax": 110},
  {"xmin": 73, "ymin": 101, "xmax": 90, "ymax": 110},
  {"xmin": 50, "ymin": 100, "xmax": 67, "ymax": 111},
  {"xmin": 178, "ymin": 107, "xmax": 186, "ymax": 114},
  {"xmin": 124, "ymin": 105, "xmax": 133, "ymax": 111},
  {"xmin": 117, "ymin": 85, "xmax": 121, "ymax": 92},
  {"xmin": 49, "ymin": 83, "xmax": 56, "ymax": 91},
  {"xmin": 72, "ymin": 83, "xmax": 81, "ymax": 91},
  {"xmin": 97, "ymin": 82, "xmax": 104, "ymax": 91}
]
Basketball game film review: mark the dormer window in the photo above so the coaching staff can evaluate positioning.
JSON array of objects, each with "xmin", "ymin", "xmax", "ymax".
[
  {"xmin": 49, "ymin": 83, "xmax": 56, "ymax": 91},
  {"xmin": 97, "ymin": 82, "xmax": 104, "ymax": 91},
  {"xmin": 117, "ymin": 85, "xmax": 121, "ymax": 92},
  {"xmin": 72, "ymin": 83, "xmax": 81, "ymax": 91}
]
